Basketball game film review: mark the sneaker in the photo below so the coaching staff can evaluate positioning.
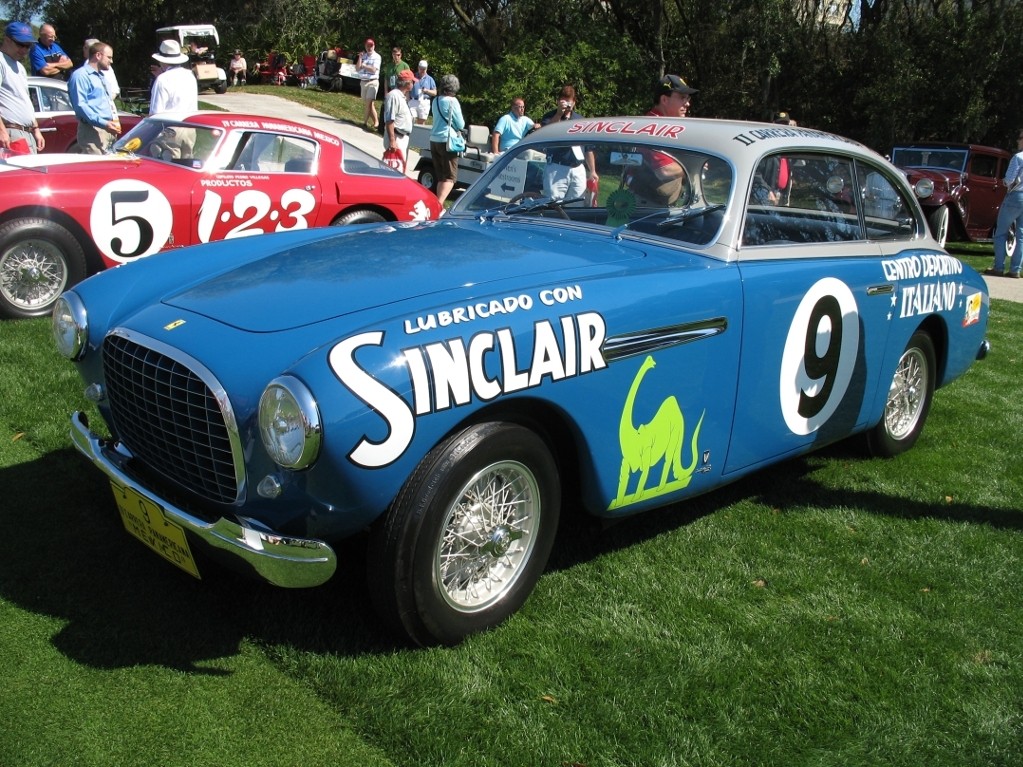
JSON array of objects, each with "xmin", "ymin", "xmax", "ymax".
[
  {"xmin": 1009, "ymin": 272, "xmax": 1021, "ymax": 279},
  {"xmin": 984, "ymin": 267, "xmax": 1005, "ymax": 277}
]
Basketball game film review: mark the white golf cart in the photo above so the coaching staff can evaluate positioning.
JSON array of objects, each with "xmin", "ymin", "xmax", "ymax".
[
  {"xmin": 156, "ymin": 24, "xmax": 228, "ymax": 94},
  {"xmin": 410, "ymin": 124, "xmax": 501, "ymax": 192}
]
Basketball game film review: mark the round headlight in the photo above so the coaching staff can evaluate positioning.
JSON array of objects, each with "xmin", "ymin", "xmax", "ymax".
[
  {"xmin": 258, "ymin": 375, "xmax": 321, "ymax": 470},
  {"xmin": 52, "ymin": 293, "xmax": 88, "ymax": 360},
  {"xmin": 914, "ymin": 178, "xmax": 934, "ymax": 199}
]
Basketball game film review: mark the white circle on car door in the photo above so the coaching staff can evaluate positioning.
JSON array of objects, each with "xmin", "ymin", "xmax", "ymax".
[
  {"xmin": 90, "ymin": 180, "xmax": 174, "ymax": 263},
  {"xmin": 779, "ymin": 277, "xmax": 860, "ymax": 436}
]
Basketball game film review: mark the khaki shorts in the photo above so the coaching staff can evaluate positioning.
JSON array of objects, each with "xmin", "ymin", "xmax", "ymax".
[{"xmin": 361, "ymin": 79, "xmax": 379, "ymax": 100}]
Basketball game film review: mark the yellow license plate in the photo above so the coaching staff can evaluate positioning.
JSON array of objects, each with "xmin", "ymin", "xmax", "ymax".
[{"xmin": 111, "ymin": 480, "xmax": 201, "ymax": 579}]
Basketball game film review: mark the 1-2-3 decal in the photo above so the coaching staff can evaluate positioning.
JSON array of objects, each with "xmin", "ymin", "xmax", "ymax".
[
  {"xmin": 89, "ymin": 180, "xmax": 319, "ymax": 262},
  {"xmin": 779, "ymin": 277, "xmax": 859, "ymax": 436}
]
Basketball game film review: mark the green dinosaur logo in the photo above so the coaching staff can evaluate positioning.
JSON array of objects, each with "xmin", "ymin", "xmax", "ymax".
[{"xmin": 609, "ymin": 355, "xmax": 705, "ymax": 510}]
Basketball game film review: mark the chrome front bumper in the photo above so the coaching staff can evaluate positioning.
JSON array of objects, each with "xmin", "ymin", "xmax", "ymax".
[{"xmin": 70, "ymin": 411, "xmax": 337, "ymax": 588}]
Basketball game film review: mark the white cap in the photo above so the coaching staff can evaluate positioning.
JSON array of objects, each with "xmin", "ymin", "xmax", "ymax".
[{"xmin": 418, "ymin": 60, "xmax": 428, "ymax": 69}]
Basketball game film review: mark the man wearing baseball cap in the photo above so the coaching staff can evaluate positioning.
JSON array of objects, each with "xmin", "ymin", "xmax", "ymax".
[
  {"xmin": 356, "ymin": 38, "xmax": 381, "ymax": 130},
  {"xmin": 384, "ymin": 69, "xmax": 417, "ymax": 170},
  {"xmin": 409, "ymin": 60, "xmax": 436, "ymax": 126},
  {"xmin": 650, "ymin": 74, "xmax": 697, "ymax": 118},
  {"xmin": 0, "ymin": 23, "xmax": 45, "ymax": 152},
  {"xmin": 627, "ymin": 73, "xmax": 697, "ymax": 206}
]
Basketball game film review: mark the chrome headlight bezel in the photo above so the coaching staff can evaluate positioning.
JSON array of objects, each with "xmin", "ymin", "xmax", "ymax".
[
  {"xmin": 914, "ymin": 178, "xmax": 935, "ymax": 199},
  {"xmin": 258, "ymin": 375, "xmax": 322, "ymax": 470},
  {"xmin": 52, "ymin": 292, "xmax": 88, "ymax": 361}
]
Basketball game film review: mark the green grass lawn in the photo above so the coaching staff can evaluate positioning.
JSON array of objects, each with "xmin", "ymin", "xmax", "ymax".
[
  {"xmin": 1, "ymin": 109, "xmax": 1021, "ymax": 764},
  {"xmin": 2, "ymin": 292, "xmax": 1020, "ymax": 765}
]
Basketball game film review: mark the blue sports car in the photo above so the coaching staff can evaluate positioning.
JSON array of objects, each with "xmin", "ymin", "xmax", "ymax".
[{"xmin": 54, "ymin": 116, "xmax": 990, "ymax": 645}]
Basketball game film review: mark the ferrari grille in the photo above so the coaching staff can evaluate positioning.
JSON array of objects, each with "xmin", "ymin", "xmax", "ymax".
[{"xmin": 102, "ymin": 334, "xmax": 239, "ymax": 504}]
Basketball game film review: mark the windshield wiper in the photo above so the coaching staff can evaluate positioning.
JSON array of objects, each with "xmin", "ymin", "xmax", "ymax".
[
  {"xmin": 478, "ymin": 195, "xmax": 585, "ymax": 221},
  {"xmin": 611, "ymin": 204, "xmax": 726, "ymax": 240}
]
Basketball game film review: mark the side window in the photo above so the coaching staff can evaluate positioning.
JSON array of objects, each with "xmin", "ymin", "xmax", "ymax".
[
  {"xmin": 743, "ymin": 154, "xmax": 862, "ymax": 246},
  {"xmin": 43, "ymin": 87, "xmax": 72, "ymax": 112},
  {"xmin": 969, "ymin": 154, "xmax": 997, "ymax": 179},
  {"xmin": 229, "ymin": 133, "xmax": 316, "ymax": 173},
  {"xmin": 857, "ymin": 161, "xmax": 915, "ymax": 241}
]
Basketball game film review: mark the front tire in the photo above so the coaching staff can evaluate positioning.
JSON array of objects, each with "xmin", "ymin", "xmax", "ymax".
[
  {"xmin": 866, "ymin": 331, "xmax": 935, "ymax": 457},
  {"xmin": 368, "ymin": 422, "xmax": 561, "ymax": 646},
  {"xmin": 0, "ymin": 217, "xmax": 87, "ymax": 319},
  {"xmin": 928, "ymin": 205, "xmax": 950, "ymax": 247}
]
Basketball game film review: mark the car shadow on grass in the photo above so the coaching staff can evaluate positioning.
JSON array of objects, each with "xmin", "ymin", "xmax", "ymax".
[
  {"xmin": 2, "ymin": 441, "xmax": 1019, "ymax": 669},
  {"xmin": 547, "ymin": 438, "xmax": 1023, "ymax": 573},
  {"xmin": 0, "ymin": 448, "xmax": 399, "ymax": 671}
]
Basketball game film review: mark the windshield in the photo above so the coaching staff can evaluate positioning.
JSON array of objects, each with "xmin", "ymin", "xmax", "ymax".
[
  {"xmin": 452, "ymin": 139, "xmax": 733, "ymax": 247},
  {"xmin": 891, "ymin": 147, "xmax": 967, "ymax": 172},
  {"xmin": 112, "ymin": 118, "xmax": 223, "ymax": 169}
]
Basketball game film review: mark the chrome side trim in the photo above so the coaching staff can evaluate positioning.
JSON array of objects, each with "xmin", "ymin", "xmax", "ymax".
[
  {"xmin": 70, "ymin": 411, "xmax": 336, "ymax": 588},
  {"xmin": 603, "ymin": 317, "xmax": 728, "ymax": 361}
]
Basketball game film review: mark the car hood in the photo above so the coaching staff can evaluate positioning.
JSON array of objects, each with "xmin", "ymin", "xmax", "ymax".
[
  {"xmin": 162, "ymin": 220, "xmax": 646, "ymax": 332},
  {"xmin": 0, "ymin": 152, "xmax": 180, "ymax": 178},
  {"xmin": 900, "ymin": 167, "xmax": 962, "ymax": 186}
]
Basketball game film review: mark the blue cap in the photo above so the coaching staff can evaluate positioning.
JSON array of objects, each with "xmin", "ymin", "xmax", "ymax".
[{"xmin": 5, "ymin": 22, "xmax": 36, "ymax": 44}]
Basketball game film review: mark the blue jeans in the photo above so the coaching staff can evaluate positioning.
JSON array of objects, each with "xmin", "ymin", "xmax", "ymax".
[{"xmin": 993, "ymin": 189, "xmax": 1023, "ymax": 274}]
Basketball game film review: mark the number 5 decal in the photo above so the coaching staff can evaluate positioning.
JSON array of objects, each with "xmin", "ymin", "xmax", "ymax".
[
  {"xmin": 779, "ymin": 277, "xmax": 859, "ymax": 436},
  {"xmin": 90, "ymin": 180, "xmax": 174, "ymax": 263}
]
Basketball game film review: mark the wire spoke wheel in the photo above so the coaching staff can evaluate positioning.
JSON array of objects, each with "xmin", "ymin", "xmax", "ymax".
[
  {"xmin": 0, "ymin": 218, "xmax": 85, "ymax": 319},
  {"xmin": 867, "ymin": 330, "xmax": 935, "ymax": 457},
  {"xmin": 884, "ymin": 346, "xmax": 927, "ymax": 439},
  {"xmin": 436, "ymin": 460, "xmax": 540, "ymax": 612},
  {"xmin": 369, "ymin": 421, "xmax": 560, "ymax": 645},
  {"xmin": 0, "ymin": 238, "xmax": 69, "ymax": 311}
]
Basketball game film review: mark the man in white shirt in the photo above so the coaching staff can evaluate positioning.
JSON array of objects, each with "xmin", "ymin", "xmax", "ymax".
[
  {"xmin": 148, "ymin": 40, "xmax": 198, "ymax": 159},
  {"xmin": 355, "ymin": 38, "xmax": 381, "ymax": 130},
  {"xmin": 0, "ymin": 22, "xmax": 45, "ymax": 152},
  {"xmin": 149, "ymin": 40, "xmax": 197, "ymax": 114},
  {"xmin": 384, "ymin": 69, "xmax": 416, "ymax": 172}
]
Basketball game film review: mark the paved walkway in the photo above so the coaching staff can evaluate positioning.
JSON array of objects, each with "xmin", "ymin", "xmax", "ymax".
[
  {"xmin": 203, "ymin": 91, "xmax": 1022, "ymax": 303},
  {"xmin": 201, "ymin": 89, "xmax": 416, "ymax": 174}
]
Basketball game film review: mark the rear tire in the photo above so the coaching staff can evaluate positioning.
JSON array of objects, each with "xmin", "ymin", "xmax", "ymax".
[
  {"xmin": 368, "ymin": 422, "xmax": 561, "ymax": 646},
  {"xmin": 866, "ymin": 331, "xmax": 935, "ymax": 457},
  {"xmin": 0, "ymin": 217, "xmax": 87, "ymax": 319},
  {"xmin": 331, "ymin": 209, "xmax": 387, "ymax": 226}
]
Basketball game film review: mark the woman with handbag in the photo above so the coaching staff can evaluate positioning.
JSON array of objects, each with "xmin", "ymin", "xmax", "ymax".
[{"xmin": 429, "ymin": 74, "xmax": 465, "ymax": 206}]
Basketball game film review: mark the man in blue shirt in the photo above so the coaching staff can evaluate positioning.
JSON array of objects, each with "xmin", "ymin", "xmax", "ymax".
[
  {"xmin": 409, "ymin": 60, "xmax": 436, "ymax": 126},
  {"xmin": 490, "ymin": 97, "xmax": 535, "ymax": 153},
  {"xmin": 68, "ymin": 41, "xmax": 120, "ymax": 154},
  {"xmin": 29, "ymin": 23, "xmax": 73, "ymax": 79}
]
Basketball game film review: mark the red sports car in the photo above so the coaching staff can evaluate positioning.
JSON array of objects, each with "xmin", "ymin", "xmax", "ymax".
[
  {"xmin": 0, "ymin": 111, "xmax": 442, "ymax": 318},
  {"xmin": 28, "ymin": 76, "xmax": 142, "ymax": 154}
]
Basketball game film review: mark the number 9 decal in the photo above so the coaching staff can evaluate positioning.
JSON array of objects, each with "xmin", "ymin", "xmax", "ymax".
[
  {"xmin": 779, "ymin": 277, "xmax": 859, "ymax": 435},
  {"xmin": 90, "ymin": 180, "xmax": 173, "ymax": 263}
]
